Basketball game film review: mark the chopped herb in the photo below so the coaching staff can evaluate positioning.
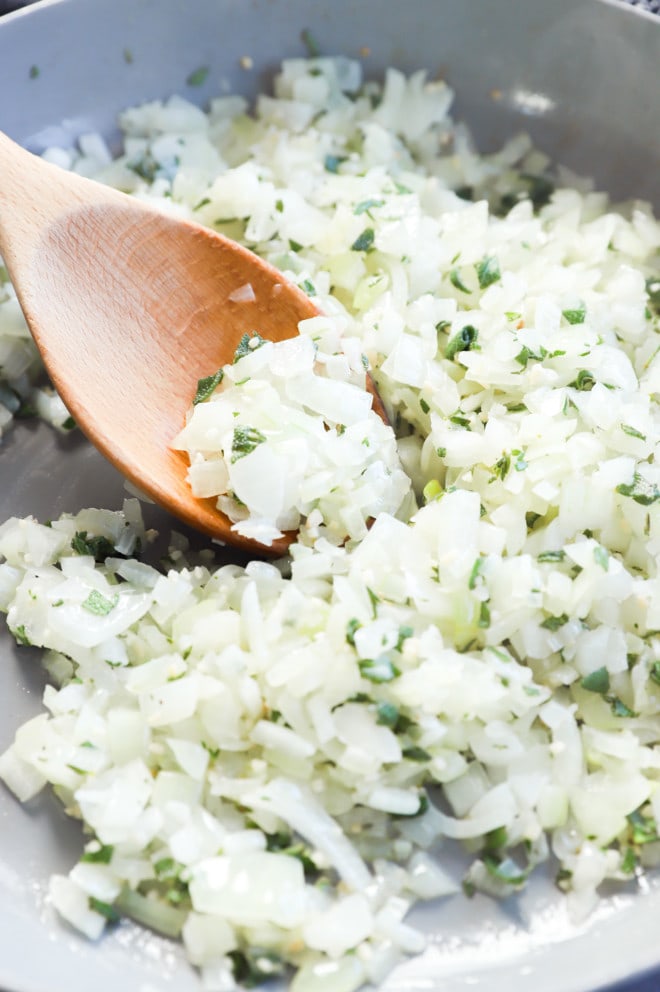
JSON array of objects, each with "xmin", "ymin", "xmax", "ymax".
[
  {"xmin": 628, "ymin": 809, "xmax": 659, "ymax": 845},
  {"xmin": 354, "ymin": 198, "xmax": 384, "ymax": 215},
  {"xmin": 288, "ymin": 238, "xmax": 303, "ymax": 253},
  {"xmin": 521, "ymin": 173, "xmax": 555, "ymax": 211},
  {"xmin": 646, "ymin": 278, "xmax": 660, "ymax": 317},
  {"xmin": 402, "ymin": 745, "xmax": 431, "ymax": 762},
  {"xmin": 82, "ymin": 590, "xmax": 119, "ymax": 616},
  {"xmin": 505, "ymin": 311, "xmax": 521, "ymax": 322},
  {"xmin": 396, "ymin": 625, "xmax": 414, "ymax": 650},
  {"xmin": 61, "ymin": 416, "xmax": 77, "ymax": 431},
  {"xmin": 580, "ymin": 666, "xmax": 610, "ymax": 694},
  {"xmin": 301, "ymin": 27, "xmax": 321, "ymax": 56},
  {"xmin": 229, "ymin": 948, "xmax": 286, "ymax": 988},
  {"xmin": 186, "ymin": 65, "xmax": 209, "ymax": 87},
  {"xmin": 367, "ymin": 586, "xmax": 380, "ymax": 618},
  {"xmin": 445, "ymin": 324, "xmax": 478, "ymax": 361},
  {"xmin": 449, "ymin": 268, "xmax": 471, "ymax": 294},
  {"xmin": 540, "ymin": 613, "xmax": 569, "ymax": 631},
  {"xmin": 89, "ymin": 896, "xmax": 120, "ymax": 923},
  {"xmin": 449, "ymin": 413, "xmax": 470, "ymax": 428},
  {"xmin": 324, "ymin": 153, "xmax": 348, "ymax": 173},
  {"xmin": 376, "ymin": 701, "xmax": 400, "ymax": 728},
  {"xmin": 193, "ymin": 197, "xmax": 211, "ymax": 211},
  {"xmin": 193, "ymin": 369, "xmax": 224, "ymax": 404},
  {"xmin": 301, "ymin": 279, "xmax": 316, "ymax": 296},
  {"xmin": 538, "ymin": 550, "xmax": 566, "ymax": 563},
  {"xmin": 616, "ymin": 472, "xmax": 660, "ymax": 506},
  {"xmin": 562, "ymin": 305, "xmax": 586, "ymax": 325},
  {"xmin": 569, "ymin": 369, "xmax": 595, "ymax": 391},
  {"xmin": 71, "ymin": 532, "xmax": 117, "ymax": 562},
  {"xmin": 231, "ymin": 425, "xmax": 266, "ymax": 461},
  {"xmin": 81, "ymin": 844, "xmax": 114, "ymax": 865},
  {"xmin": 593, "ymin": 546, "xmax": 609, "ymax": 570},
  {"xmin": 611, "ymin": 696, "xmax": 636, "ymax": 718},
  {"xmin": 492, "ymin": 454, "xmax": 510, "ymax": 480},
  {"xmin": 345, "ymin": 618, "xmax": 361, "ymax": 646},
  {"xmin": 620, "ymin": 847, "xmax": 638, "ymax": 874},
  {"xmin": 233, "ymin": 332, "xmax": 267, "ymax": 362},
  {"xmin": 475, "ymin": 255, "xmax": 501, "ymax": 290},
  {"xmin": 351, "ymin": 227, "xmax": 375, "ymax": 252},
  {"xmin": 275, "ymin": 198, "xmax": 284, "ymax": 213},
  {"xmin": 478, "ymin": 601, "xmax": 491, "ymax": 628},
  {"xmin": 468, "ymin": 557, "xmax": 485, "ymax": 590},
  {"xmin": 358, "ymin": 654, "xmax": 400, "ymax": 683},
  {"xmin": 419, "ymin": 398, "xmax": 430, "ymax": 414},
  {"xmin": 621, "ymin": 424, "xmax": 646, "ymax": 441},
  {"xmin": 436, "ymin": 446, "xmax": 447, "ymax": 458},
  {"xmin": 650, "ymin": 661, "xmax": 660, "ymax": 686},
  {"xmin": 484, "ymin": 826, "xmax": 508, "ymax": 851},
  {"xmin": 483, "ymin": 854, "xmax": 528, "ymax": 887}
]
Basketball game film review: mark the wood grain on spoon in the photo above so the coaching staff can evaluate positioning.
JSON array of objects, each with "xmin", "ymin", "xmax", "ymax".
[{"xmin": 0, "ymin": 131, "xmax": 386, "ymax": 554}]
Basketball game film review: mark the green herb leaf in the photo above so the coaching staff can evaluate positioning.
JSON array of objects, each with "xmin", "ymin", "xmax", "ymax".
[
  {"xmin": 358, "ymin": 654, "xmax": 400, "ymax": 683},
  {"xmin": 475, "ymin": 255, "xmax": 501, "ymax": 290},
  {"xmin": 483, "ymin": 854, "xmax": 528, "ymax": 887},
  {"xmin": 396, "ymin": 625, "xmax": 414, "ymax": 650},
  {"xmin": 82, "ymin": 590, "xmax": 119, "ymax": 616},
  {"xmin": 402, "ymin": 745, "xmax": 431, "ymax": 762},
  {"xmin": 233, "ymin": 332, "xmax": 267, "ymax": 363},
  {"xmin": 345, "ymin": 618, "xmax": 361, "ymax": 646},
  {"xmin": 324, "ymin": 153, "xmax": 347, "ymax": 173},
  {"xmin": 492, "ymin": 454, "xmax": 510, "ymax": 481},
  {"xmin": 89, "ymin": 896, "xmax": 120, "ymax": 923},
  {"xmin": 537, "ymin": 550, "xmax": 566, "ymax": 563},
  {"xmin": 468, "ymin": 557, "xmax": 485, "ymax": 590},
  {"xmin": 580, "ymin": 666, "xmax": 610, "ymax": 694},
  {"xmin": 650, "ymin": 661, "xmax": 660, "ymax": 686},
  {"xmin": 621, "ymin": 424, "xmax": 646, "ymax": 441},
  {"xmin": 449, "ymin": 268, "xmax": 471, "ymax": 294},
  {"xmin": 611, "ymin": 696, "xmax": 636, "ymax": 718},
  {"xmin": 616, "ymin": 472, "xmax": 660, "ymax": 506},
  {"xmin": 301, "ymin": 27, "xmax": 321, "ymax": 56},
  {"xmin": 445, "ymin": 324, "xmax": 478, "ymax": 361},
  {"xmin": 351, "ymin": 228, "xmax": 375, "ymax": 252},
  {"xmin": 71, "ymin": 532, "xmax": 118, "ymax": 562},
  {"xmin": 193, "ymin": 369, "xmax": 224, "ymax": 404},
  {"xmin": 569, "ymin": 369, "xmax": 595, "ymax": 391},
  {"xmin": 478, "ymin": 601, "xmax": 491, "ymax": 628},
  {"xmin": 376, "ymin": 701, "xmax": 400, "ymax": 728},
  {"xmin": 81, "ymin": 844, "xmax": 114, "ymax": 864},
  {"xmin": 540, "ymin": 613, "xmax": 569, "ymax": 631},
  {"xmin": 562, "ymin": 305, "xmax": 586, "ymax": 325},
  {"xmin": 628, "ymin": 809, "xmax": 659, "ymax": 845},
  {"xmin": 231, "ymin": 425, "xmax": 266, "ymax": 461},
  {"xmin": 593, "ymin": 546, "xmax": 609, "ymax": 570},
  {"xmin": 186, "ymin": 65, "xmax": 209, "ymax": 87},
  {"xmin": 354, "ymin": 198, "xmax": 384, "ymax": 215}
]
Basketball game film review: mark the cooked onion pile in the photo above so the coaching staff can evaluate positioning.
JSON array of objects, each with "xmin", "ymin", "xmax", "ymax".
[{"xmin": 0, "ymin": 57, "xmax": 659, "ymax": 992}]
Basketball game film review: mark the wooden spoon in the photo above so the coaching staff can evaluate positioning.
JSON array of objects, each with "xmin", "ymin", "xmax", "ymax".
[{"xmin": 0, "ymin": 131, "xmax": 386, "ymax": 555}]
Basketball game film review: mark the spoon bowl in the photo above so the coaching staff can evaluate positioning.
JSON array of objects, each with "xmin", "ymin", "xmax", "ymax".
[{"xmin": 0, "ymin": 132, "xmax": 385, "ymax": 554}]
